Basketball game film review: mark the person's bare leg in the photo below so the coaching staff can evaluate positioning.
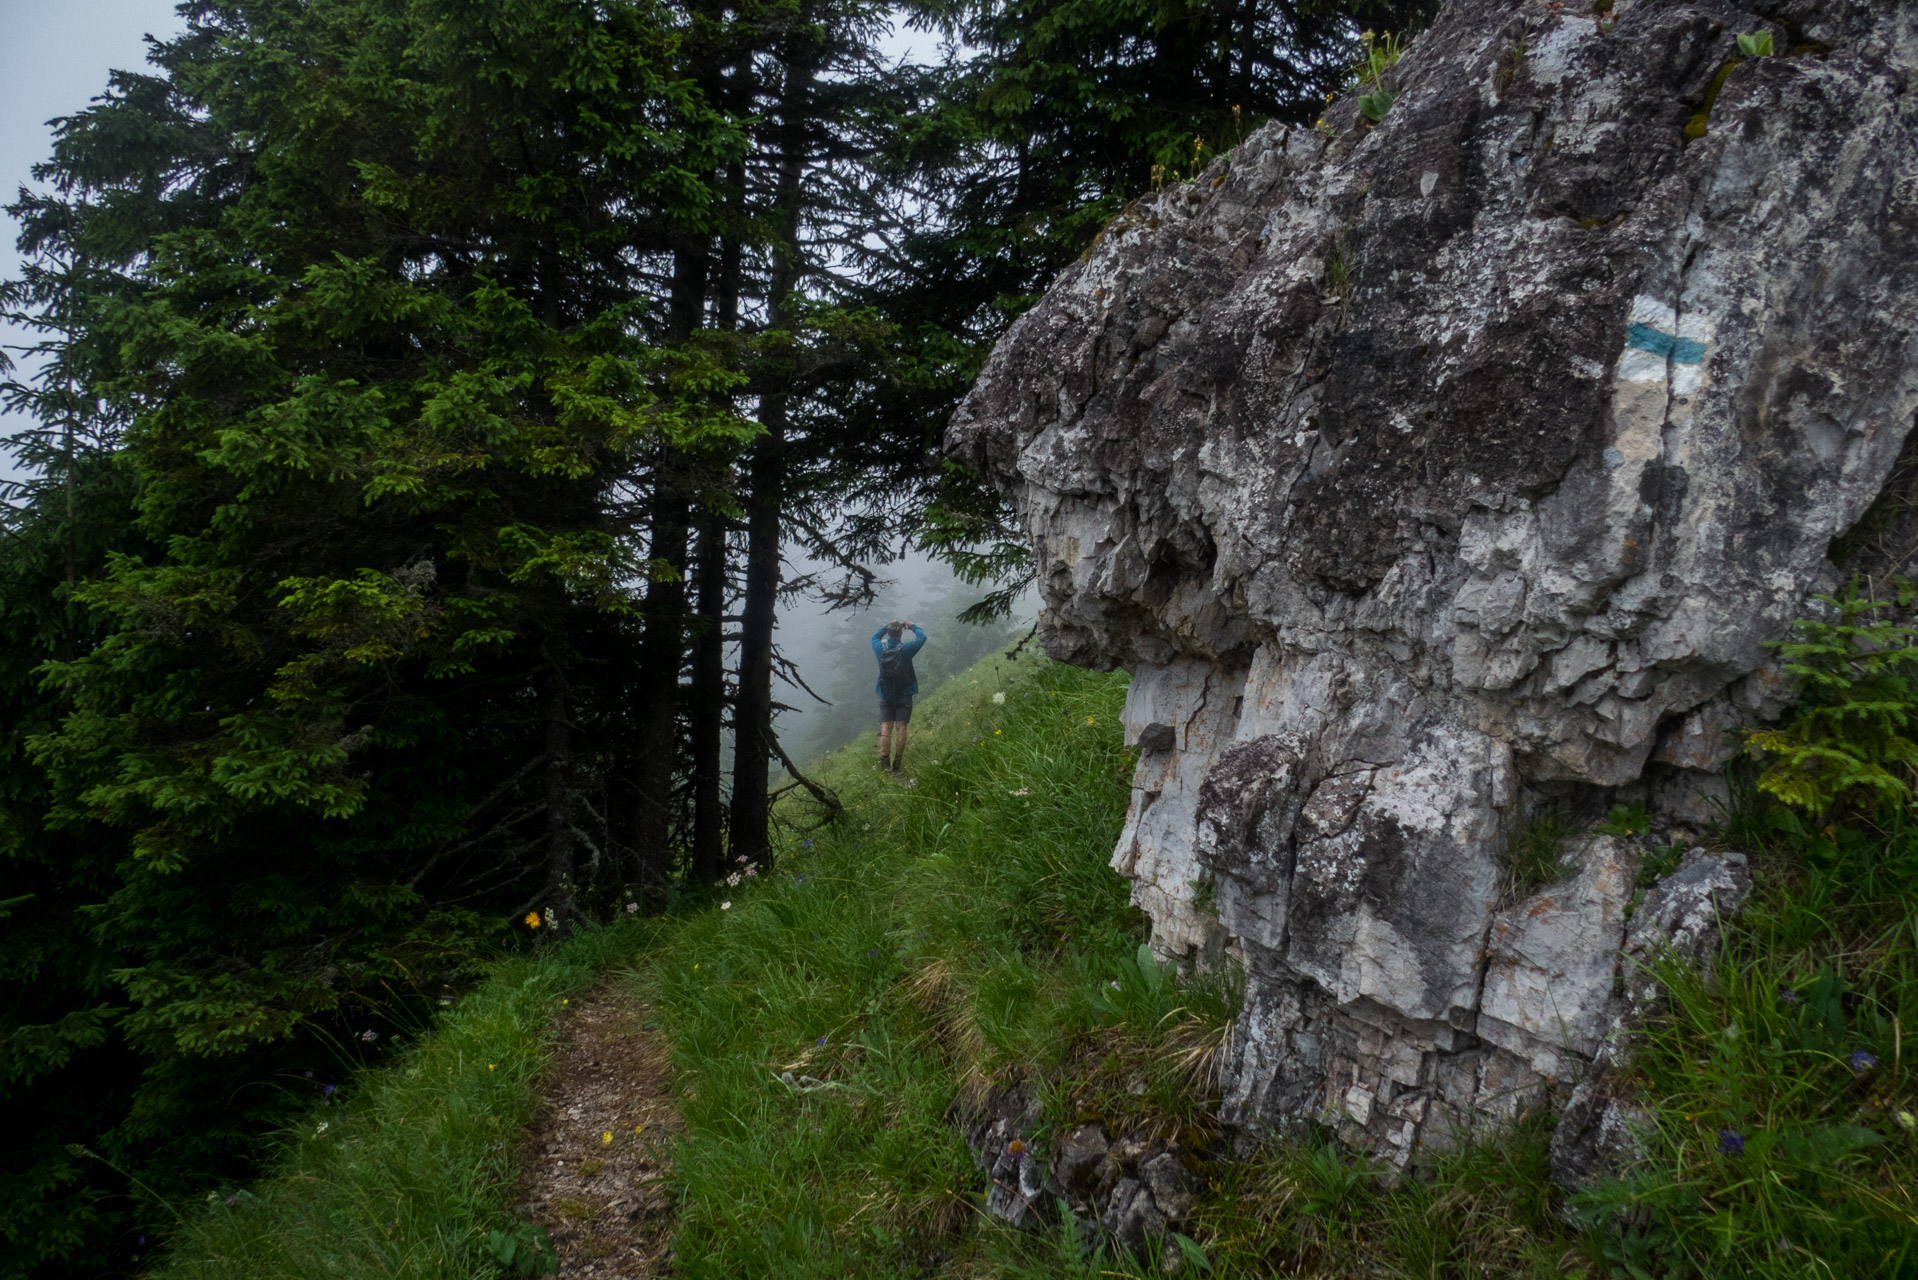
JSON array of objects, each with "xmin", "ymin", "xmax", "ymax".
[
  {"xmin": 877, "ymin": 721, "xmax": 893, "ymax": 763},
  {"xmin": 891, "ymin": 722, "xmax": 909, "ymax": 769}
]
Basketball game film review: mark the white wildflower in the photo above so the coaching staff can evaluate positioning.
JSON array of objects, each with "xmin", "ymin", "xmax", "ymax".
[
  {"xmin": 721, "ymin": 901, "xmax": 732, "ymax": 910},
  {"xmin": 992, "ymin": 691, "xmax": 1006, "ymax": 704}
]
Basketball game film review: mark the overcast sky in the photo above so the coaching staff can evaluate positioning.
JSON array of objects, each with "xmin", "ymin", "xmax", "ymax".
[{"xmin": 1, "ymin": 0, "xmax": 187, "ymax": 479}]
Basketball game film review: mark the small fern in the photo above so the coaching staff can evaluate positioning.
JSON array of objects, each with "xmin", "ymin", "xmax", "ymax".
[{"xmin": 1744, "ymin": 585, "xmax": 1918, "ymax": 816}]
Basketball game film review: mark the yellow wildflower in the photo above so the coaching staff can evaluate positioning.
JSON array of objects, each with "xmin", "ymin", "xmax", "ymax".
[
  {"xmin": 1087, "ymin": 716, "xmax": 1097, "ymax": 725},
  {"xmin": 523, "ymin": 911, "xmax": 540, "ymax": 928},
  {"xmin": 602, "ymin": 1132, "xmax": 613, "ymax": 1145}
]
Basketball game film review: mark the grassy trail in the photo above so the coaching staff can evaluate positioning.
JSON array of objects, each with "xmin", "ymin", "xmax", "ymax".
[
  {"xmin": 511, "ymin": 982, "xmax": 678, "ymax": 1274},
  {"xmin": 147, "ymin": 644, "xmax": 1916, "ymax": 1279}
]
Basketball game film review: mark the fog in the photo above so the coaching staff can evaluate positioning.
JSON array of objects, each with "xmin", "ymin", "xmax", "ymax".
[{"xmin": 773, "ymin": 546, "xmax": 1036, "ymax": 768}]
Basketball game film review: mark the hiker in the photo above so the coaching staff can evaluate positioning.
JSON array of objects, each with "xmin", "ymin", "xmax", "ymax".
[{"xmin": 872, "ymin": 619, "xmax": 926, "ymax": 772}]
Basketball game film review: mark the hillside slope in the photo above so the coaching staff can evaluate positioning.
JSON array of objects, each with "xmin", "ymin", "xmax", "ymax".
[{"xmin": 150, "ymin": 644, "xmax": 1915, "ymax": 1279}]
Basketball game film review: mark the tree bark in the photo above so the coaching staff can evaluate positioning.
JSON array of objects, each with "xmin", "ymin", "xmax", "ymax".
[
  {"xmin": 689, "ymin": 510, "xmax": 727, "ymax": 885},
  {"xmin": 629, "ymin": 234, "xmax": 710, "ymax": 890},
  {"xmin": 541, "ymin": 661, "xmax": 578, "ymax": 927},
  {"xmin": 630, "ymin": 485, "xmax": 689, "ymax": 888},
  {"xmin": 728, "ymin": 41, "xmax": 814, "ymax": 870},
  {"xmin": 688, "ymin": 109, "xmax": 747, "ymax": 886}
]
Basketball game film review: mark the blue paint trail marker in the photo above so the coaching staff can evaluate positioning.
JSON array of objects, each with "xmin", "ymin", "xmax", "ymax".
[{"xmin": 1625, "ymin": 322, "xmax": 1707, "ymax": 365}]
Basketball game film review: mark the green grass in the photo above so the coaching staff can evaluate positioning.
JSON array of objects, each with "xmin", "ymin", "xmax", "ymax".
[
  {"xmin": 644, "ymin": 649, "xmax": 1241, "ymax": 1277},
  {"xmin": 1568, "ymin": 789, "xmax": 1918, "ymax": 1279},
  {"xmin": 148, "ymin": 921, "xmax": 656, "ymax": 1279},
  {"xmin": 147, "ymin": 645, "xmax": 1918, "ymax": 1280}
]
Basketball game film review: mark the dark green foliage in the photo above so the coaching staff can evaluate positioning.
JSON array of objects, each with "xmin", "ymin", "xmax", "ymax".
[
  {"xmin": 1745, "ymin": 585, "xmax": 1918, "ymax": 816},
  {"xmin": 1, "ymin": 0, "xmax": 741, "ymax": 1267},
  {"xmin": 485, "ymin": 1222, "xmax": 561, "ymax": 1277}
]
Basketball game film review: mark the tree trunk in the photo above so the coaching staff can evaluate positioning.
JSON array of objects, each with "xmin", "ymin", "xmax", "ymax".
[
  {"xmin": 630, "ymin": 486, "xmax": 689, "ymax": 889},
  {"xmin": 541, "ymin": 661, "xmax": 578, "ymax": 927},
  {"xmin": 728, "ymin": 43, "xmax": 814, "ymax": 870},
  {"xmin": 629, "ymin": 237, "xmax": 710, "ymax": 890},
  {"xmin": 687, "ymin": 113, "xmax": 747, "ymax": 886},
  {"xmin": 689, "ymin": 510, "xmax": 727, "ymax": 885}
]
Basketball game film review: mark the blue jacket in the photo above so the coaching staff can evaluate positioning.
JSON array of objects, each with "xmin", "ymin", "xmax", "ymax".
[{"xmin": 872, "ymin": 625, "xmax": 926, "ymax": 697}]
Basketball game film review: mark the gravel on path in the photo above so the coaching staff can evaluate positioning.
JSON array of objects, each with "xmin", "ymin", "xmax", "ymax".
[{"xmin": 514, "ymin": 981, "xmax": 680, "ymax": 1276}]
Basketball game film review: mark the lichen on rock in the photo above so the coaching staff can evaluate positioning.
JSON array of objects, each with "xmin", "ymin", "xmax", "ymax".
[{"xmin": 948, "ymin": 0, "xmax": 1918, "ymax": 1172}]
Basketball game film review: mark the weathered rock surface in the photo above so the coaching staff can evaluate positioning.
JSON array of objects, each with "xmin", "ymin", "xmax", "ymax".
[
  {"xmin": 949, "ymin": 0, "xmax": 1917, "ymax": 1168},
  {"xmin": 1551, "ymin": 846, "xmax": 1752, "ymax": 1190},
  {"xmin": 950, "ymin": 1084, "xmax": 1203, "ymax": 1247}
]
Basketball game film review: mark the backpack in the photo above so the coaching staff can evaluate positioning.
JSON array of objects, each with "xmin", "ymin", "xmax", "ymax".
[{"xmin": 878, "ymin": 642, "xmax": 913, "ymax": 696}]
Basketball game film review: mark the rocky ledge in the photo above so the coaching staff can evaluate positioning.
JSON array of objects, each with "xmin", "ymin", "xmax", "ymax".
[{"xmin": 949, "ymin": 0, "xmax": 1918, "ymax": 1173}]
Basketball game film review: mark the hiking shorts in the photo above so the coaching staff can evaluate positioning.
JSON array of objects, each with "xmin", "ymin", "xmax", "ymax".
[{"xmin": 878, "ymin": 693, "xmax": 913, "ymax": 724}]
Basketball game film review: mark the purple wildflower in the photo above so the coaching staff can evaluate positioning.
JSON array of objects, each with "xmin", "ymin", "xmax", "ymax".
[
  {"xmin": 1778, "ymin": 987, "xmax": 1799, "ymax": 1005},
  {"xmin": 360, "ymin": 1030, "xmax": 379, "ymax": 1042},
  {"xmin": 1850, "ymin": 1049, "xmax": 1879, "ymax": 1072},
  {"xmin": 1716, "ymin": 1128, "xmax": 1745, "ymax": 1156},
  {"xmin": 323, "ymin": 1084, "xmax": 336, "ymax": 1098},
  {"xmin": 803, "ymin": 840, "xmax": 813, "ymax": 849},
  {"xmin": 816, "ymin": 1037, "xmax": 827, "ymax": 1047},
  {"xmin": 303, "ymin": 1070, "xmax": 313, "ymax": 1078}
]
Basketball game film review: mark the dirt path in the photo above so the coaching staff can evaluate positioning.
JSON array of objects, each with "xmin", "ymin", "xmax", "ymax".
[{"xmin": 515, "ymin": 981, "xmax": 680, "ymax": 1277}]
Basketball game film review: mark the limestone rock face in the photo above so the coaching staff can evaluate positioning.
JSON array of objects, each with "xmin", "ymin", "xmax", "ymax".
[
  {"xmin": 950, "ymin": 1086, "xmax": 1203, "ymax": 1246},
  {"xmin": 948, "ymin": 0, "xmax": 1918, "ymax": 1166}
]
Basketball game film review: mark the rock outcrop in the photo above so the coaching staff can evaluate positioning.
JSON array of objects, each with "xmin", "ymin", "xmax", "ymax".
[
  {"xmin": 949, "ymin": 0, "xmax": 1918, "ymax": 1169},
  {"xmin": 950, "ymin": 1083, "xmax": 1204, "ymax": 1247}
]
